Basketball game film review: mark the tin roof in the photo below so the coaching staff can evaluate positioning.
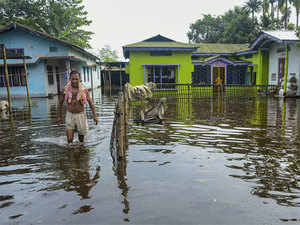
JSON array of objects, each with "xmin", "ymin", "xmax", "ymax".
[
  {"xmin": 0, "ymin": 23, "xmax": 99, "ymax": 61},
  {"xmin": 263, "ymin": 30, "xmax": 299, "ymax": 41},
  {"xmin": 250, "ymin": 30, "xmax": 300, "ymax": 49}
]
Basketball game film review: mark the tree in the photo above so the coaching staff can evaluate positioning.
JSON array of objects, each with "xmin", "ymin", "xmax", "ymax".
[
  {"xmin": 269, "ymin": 0, "xmax": 277, "ymax": 18},
  {"xmin": 98, "ymin": 45, "xmax": 119, "ymax": 62},
  {"xmin": 260, "ymin": 14, "xmax": 282, "ymax": 29},
  {"xmin": 280, "ymin": 1, "xmax": 292, "ymax": 28},
  {"xmin": 243, "ymin": 0, "xmax": 262, "ymax": 21},
  {"xmin": 262, "ymin": 0, "xmax": 270, "ymax": 16},
  {"xmin": 187, "ymin": 14, "xmax": 224, "ymax": 43},
  {"xmin": 0, "ymin": 0, "xmax": 93, "ymax": 49},
  {"xmin": 291, "ymin": 0, "xmax": 300, "ymax": 27},
  {"xmin": 221, "ymin": 6, "xmax": 259, "ymax": 43},
  {"xmin": 187, "ymin": 7, "xmax": 259, "ymax": 44}
]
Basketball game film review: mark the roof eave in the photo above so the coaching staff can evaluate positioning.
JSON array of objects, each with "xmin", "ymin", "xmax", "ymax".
[
  {"xmin": 250, "ymin": 31, "xmax": 300, "ymax": 50},
  {"xmin": 192, "ymin": 53, "xmax": 233, "ymax": 56},
  {"xmin": 123, "ymin": 46, "xmax": 197, "ymax": 59},
  {"xmin": 0, "ymin": 23, "xmax": 99, "ymax": 61}
]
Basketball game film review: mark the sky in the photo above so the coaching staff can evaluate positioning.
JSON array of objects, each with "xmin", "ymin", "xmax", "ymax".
[
  {"xmin": 81, "ymin": 0, "xmax": 294, "ymax": 60},
  {"xmin": 82, "ymin": 0, "xmax": 250, "ymax": 59}
]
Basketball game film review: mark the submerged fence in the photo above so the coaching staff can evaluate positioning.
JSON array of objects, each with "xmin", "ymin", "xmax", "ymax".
[{"xmin": 152, "ymin": 83, "xmax": 278, "ymax": 98}]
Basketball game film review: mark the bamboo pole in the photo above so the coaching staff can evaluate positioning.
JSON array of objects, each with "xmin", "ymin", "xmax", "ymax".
[
  {"xmin": 23, "ymin": 57, "xmax": 31, "ymax": 107},
  {"xmin": 1, "ymin": 44, "xmax": 12, "ymax": 115},
  {"xmin": 283, "ymin": 44, "xmax": 289, "ymax": 95}
]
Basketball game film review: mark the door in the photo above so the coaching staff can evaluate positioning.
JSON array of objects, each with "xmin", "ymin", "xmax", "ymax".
[
  {"xmin": 55, "ymin": 66, "xmax": 61, "ymax": 94},
  {"xmin": 213, "ymin": 67, "xmax": 225, "ymax": 94}
]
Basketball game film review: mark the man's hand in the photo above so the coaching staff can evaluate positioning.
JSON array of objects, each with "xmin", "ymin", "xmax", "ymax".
[{"xmin": 94, "ymin": 117, "xmax": 98, "ymax": 125}]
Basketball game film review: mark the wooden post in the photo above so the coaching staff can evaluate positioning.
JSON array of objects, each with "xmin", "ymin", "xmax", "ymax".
[
  {"xmin": 119, "ymin": 92, "xmax": 125, "ymax": 158},
  {"xmin": 23, "ymin": 57, "xmax": 31, "ymax": 107},
  {"xmin": 109, "ymin": 69, "xmax": 112, "ymax": 96},
  {"xmin": 1, "ymin": 44, "xmax": 12, "ymax": 114},
  {"xmin": 120, "ymin": 64, "xmax": 122, "ymax": 90},
  {"xmin": 109, "ymin": 69, "xmax": 112, "ymax": 88}
]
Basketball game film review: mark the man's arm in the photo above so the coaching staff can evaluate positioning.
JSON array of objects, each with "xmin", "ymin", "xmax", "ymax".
[
  {"xmin": 57, "ymin": 93, "xmax": 65, "ymax": 124},
  {"xmin": 86, "ymin": 91, "xmax": 98, "ymax": 125}
]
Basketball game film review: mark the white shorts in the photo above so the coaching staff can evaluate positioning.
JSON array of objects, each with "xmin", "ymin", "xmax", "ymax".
[{"xmin": 65, "ymin": 111, "xmax": 88, "ymax": 136}]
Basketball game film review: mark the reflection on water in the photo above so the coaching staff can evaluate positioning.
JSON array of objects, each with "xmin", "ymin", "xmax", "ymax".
[
  {"xmin": 129, "ymin": 97, "xmax": 300, "ymax": 224},
  {"xmin": 1, "ymin": 92, "xmax": 300, "ymax": 224}
]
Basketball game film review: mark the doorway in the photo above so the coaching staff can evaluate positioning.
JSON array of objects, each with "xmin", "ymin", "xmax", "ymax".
[
  {"xmin": 213, "ymin": 67, "xmax": 225, "ymax": 95},
  {"xmin": 55, "ymin": 66, "xmax": 61, "ymax": 94}
]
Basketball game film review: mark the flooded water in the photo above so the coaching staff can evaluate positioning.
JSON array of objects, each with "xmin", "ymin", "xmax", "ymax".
[{"xmin": 1, "ymin": 90, "xmax": 300, "ymax": 225}]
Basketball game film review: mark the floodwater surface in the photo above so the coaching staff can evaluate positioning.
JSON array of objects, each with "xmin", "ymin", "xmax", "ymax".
[{"xmin": 1, "ymin": 90, "xmax": 300, "ymax": 225}]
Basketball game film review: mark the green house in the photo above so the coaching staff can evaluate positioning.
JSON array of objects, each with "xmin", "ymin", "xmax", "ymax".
[
  {"xmin": 123, "ymin": 35, "xmax": 197, "ymax": 86},
  {"xmin": 123, "ymin": 34, "xmax": 270, "ymax": 91}
]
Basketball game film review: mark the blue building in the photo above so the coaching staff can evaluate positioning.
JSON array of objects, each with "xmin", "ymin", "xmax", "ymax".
[{"xmin": 0, "ymin": 23, "xmax": 101, "ymax": 98}]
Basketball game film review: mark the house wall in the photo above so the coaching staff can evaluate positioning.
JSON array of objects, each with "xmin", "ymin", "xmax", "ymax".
[
  {"xmin": 268, "ymin": 43, "xmax": 300, "ymax": 95},
  {"xmin": 0, "ymin": 29, "xmax": 69, "ymax": 64},
  {"xmin": 127, "ymin": 51, "xmax": 194, "ymax": 85},
  {"xmin": 241, "ymin": 51, "xmax": 269, "ymax": 85},
  {"xmin": 269, "ymin": 43, "xmax": 285, "ymax": 86},
  {"xmin": 0, "ymin": 28, "xmax": 69, "ymax": 97},
  {"xmin": 0, "ymin": 28, "xmax": 100, "ymax": 97},
  {"xmin": 0, "ymin": 62, "xmax": 47, "ymax": 97}
]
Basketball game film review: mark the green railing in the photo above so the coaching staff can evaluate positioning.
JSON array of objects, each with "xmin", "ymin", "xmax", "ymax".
[{"xmin": 152, "ymin": 83, "xmax": 278, "ymax": 98}]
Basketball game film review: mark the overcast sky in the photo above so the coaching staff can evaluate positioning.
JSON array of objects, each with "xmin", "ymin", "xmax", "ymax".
[{"xmin": 82, "ymin": 0, "xmax": 255, "ymax": 59}]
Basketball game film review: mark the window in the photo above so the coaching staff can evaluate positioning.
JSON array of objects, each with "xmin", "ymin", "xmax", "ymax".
[
  {"xmin": 6, "ymin": 48, "xmax": 24, "ymax": 58},
  {"xmin": 47, "ymin": 65, "xmax": 54, "ymax": 85},
  {"xmin": 150, "ymin": 51, "xmax": 172, "ymax": 56},
  {"xmin": 147, "ymin": 65, "xmax": 176, "ymax": 83},
  {"xmin": 0, "ymin": 66, "xmax": 26, "ymax": 87},
  {"xmin": 271, "ymin": 73, "xmax": 276, "ymax": 81},
  {"xmin": 49, "ymin": 46, "xmax": 58, "ymax": 52},
  {"xmin": 227, "ymin": 65, "xmax": 248, "ymax": 85},
  {"xmin": 192, "ymin": 66, "xmax": 211, "ymax": 84}
]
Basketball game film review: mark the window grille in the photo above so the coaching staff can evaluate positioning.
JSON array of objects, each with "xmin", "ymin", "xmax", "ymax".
[
  {"xmin": 0, "ymin": 66, "xmax": 26, "ymax": 87},
  {"xmin": 271, "ymin": 73, "xmax": 276, "ymax": 81},
  {"xmin": 192, "ymin": 66, "xmax": 211, "ymax": 84},
  {"xmin": 47, "ymin": 65, "xmax": 54, "ymax": 85},
  {"xmin": 227, "ymin": 66, "xmax": 247, "ymax": 85}
]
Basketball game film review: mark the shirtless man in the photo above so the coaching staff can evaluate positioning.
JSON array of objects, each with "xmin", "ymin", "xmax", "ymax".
[{"xmin": 57, "ymin": 70, "xmax": 98, "ymax": 144}]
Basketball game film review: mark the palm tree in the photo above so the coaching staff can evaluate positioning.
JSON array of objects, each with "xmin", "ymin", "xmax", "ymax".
[
  {"xmin": 243, "ymin": 0, "xmax": 262, "ymax": 21},
  {"xmin": 291, "ymin": 0, "xmax": 300, "ymax": 27},
  {"xmin": 280, "ymin": 2, "xmax": 292, "ymax": 28},
  {"xmin": 277, "ymin": 0, "xmax": 285, "ymax": 20},
  {"xmin": 262, "ymin": 0, "xmax": 270, "ymax": 16},
  {"xmin": 269, "ymin": 0, "xmax": 277, "ymax": 18}
]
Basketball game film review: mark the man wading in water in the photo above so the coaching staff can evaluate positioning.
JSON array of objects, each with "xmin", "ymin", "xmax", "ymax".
[{"xmin": 57, "ymin": 70, "xmax": 98, "ymax": 144}]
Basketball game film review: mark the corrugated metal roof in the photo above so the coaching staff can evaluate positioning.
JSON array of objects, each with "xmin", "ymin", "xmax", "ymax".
[
  {"xmin": 0, "ymin": 23, "xmax": 100, "ymax": 60},
  {"xmin": 263, "ymin": 30, "xmax": 299, "ymax": 41}
]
